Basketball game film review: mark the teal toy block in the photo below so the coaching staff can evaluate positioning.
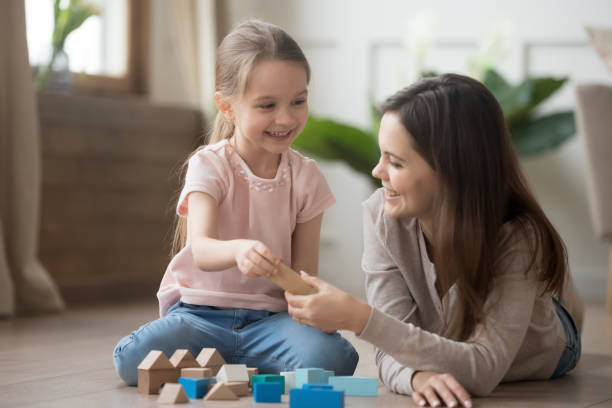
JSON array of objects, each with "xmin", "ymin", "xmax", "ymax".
[
  {"xmin": 252, "ymin": 374, "xmax": 286, "ymax": 394},
  {"xmin": 323, "ymin": 370, "xmax": 334, "ymax": 383},
  {"xmin": 178, "ymin": 377, "xmax": 210, "ymax": 399},
  {"xmin": 303, "ymin": 383, "xmax": 333, "ymax": 390},
  {"xmin": 289, "ymin": 388, "xmax": 344, "ymax": 408},
  {"xmin": 253, "ymin": 382, "xmax": 282, "ymax": 403},
  {"xmin": 328, "ymin": 376, "xmax": 378, "ymax": 396},
  {"xmin": 295, "ymin": 368, "xmax": 325, "ymax": 388}
]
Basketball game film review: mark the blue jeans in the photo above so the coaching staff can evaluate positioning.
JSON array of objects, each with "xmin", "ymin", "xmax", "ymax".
[
  {"xmin": 551, "ymin": 298, "xmax": 581, "ymax": 378},
  {"xmin": 113, "ymin": 301, "xmax": 359, "ymax": 385}
]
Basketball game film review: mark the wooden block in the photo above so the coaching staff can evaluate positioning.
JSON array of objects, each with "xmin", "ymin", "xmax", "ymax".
[
  {"xmin": 179, "ymin": 377, "xmax": 210, "ymax": 399},
  {"xmin": 170, "ymin": 349, "xmax": 199, "ymax": 369},
  {"xmin": 252, "ymin": 374, "xmax": 285, "ymax": 394},
  {"xmin": 216, "ymin": 364, "xmax": 249, "ymax": 383},
  {"xmin": 203, "ymin": 382, "xmax": 239, "ymax": 400},
  {"xmin": 137, "ymin": 351, "xmax": 179, "ymax": 395},
  {"xmin": 253, "ymin": 382, "xmax": 282, "ymax": 403},
  {"xmin": 290, "ymin": 388, "xmax": 344, "ymax": 408},
  {"xmin": 268, "ymin": 263, "xmax": 317, "ymax": 295},
  {"xmin": 157, "ymin": 383, "xmax": 188, "ymax": 404},
  {"xmin": 138, "ymin": 369, "xmax": 179, "ymax": 395},
  {"xmin": 196, "ymin": 348, "xmax": 226, "ymax": 374},
  {"xmin": 181, "ymin": 367, "xmax": 212, "ymax": 378},
  {"xmin": 328, "ymin": 376, "xmax": 378, "ymax": 396},
  {"xmin": 280, "ymin": 371, "xmax": 296, "ymax": 394},
  {"xmin": 295, "ymin": 368, "xmax": 326, "ymax": 388},
  {"xmin": 138, "ymin": 350, "xmax": 174, "ymax": 370},
  {"xmin": 225, "ymin": 381, "xmax": 249, "ymax": 396}
]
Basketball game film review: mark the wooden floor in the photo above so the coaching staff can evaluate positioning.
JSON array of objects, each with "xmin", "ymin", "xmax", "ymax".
[{"xmin": 1, "ymin": 300, "xmax": 611, "ymax": 408}]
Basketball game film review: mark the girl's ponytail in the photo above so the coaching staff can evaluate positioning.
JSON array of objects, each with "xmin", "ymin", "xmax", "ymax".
[{"xmin": 208, "ymin": 111, "xmax": 235, "ymax": 144}]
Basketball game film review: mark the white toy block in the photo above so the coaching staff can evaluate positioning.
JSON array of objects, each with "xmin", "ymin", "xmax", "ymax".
[{"xmin": 216, "ymin": 364, "xmax": 249, "ymax": 383}]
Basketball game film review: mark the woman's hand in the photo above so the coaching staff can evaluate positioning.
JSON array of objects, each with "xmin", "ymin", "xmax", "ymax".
[
  {"xmin": 285, "ymin": 272, "xmax": 371, "ymax": 334},
  {"xmin": 411, "ymin": 371, "xmax": 472, "ymax": 408},
  {"xmin": 233, "ymin": 240, "xmax": 281, "ymax": 278}
]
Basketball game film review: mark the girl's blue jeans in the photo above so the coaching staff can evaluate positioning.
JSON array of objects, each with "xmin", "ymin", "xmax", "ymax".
[
  {"xmin": 113, "ymin": 301, "xmax": 359, "ymax": 385},
  {"xmin": 551, "ymin": 297, "xmax": 581, "ymax": 378}
]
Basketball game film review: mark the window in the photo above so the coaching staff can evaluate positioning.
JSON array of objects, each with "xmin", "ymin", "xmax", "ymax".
[{"xmin": 25, "ymin": 0, "xmax": 148, "ymax": 94}]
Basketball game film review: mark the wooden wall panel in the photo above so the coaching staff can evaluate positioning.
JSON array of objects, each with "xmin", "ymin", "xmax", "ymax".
[{"xmin": 37, "ymin": 93, "xmax": 203, "ymax": 304}]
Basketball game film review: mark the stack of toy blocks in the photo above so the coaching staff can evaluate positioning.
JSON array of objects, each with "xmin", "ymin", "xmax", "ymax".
[{"xmin": 137, "ymin": 350, "xmax": 179, "ymax": 395}]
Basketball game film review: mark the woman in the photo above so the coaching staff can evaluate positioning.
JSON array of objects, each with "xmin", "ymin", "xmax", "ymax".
[{"xmin": 286, "ymin": 74, "xmax": 583, "ymax": 408}]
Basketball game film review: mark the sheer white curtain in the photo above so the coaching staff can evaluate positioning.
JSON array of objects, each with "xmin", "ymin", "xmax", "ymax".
[
  {"xmin": 0, "ymin": 1, "xmax": 64, "ymax": 316},
  {"xmin": 149, "ymin": 0, "xmax": 219, "ymax": 118}
]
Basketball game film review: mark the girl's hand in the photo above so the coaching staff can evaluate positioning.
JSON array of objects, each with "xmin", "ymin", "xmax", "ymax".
[
  {"xmin": 285, "ymin": 272, "xmax": 371, "ymax": 334},
  {"xmin": 411, "ymin": 371, "xmax": 472, "ymax": 408},
  {"xmin": 233, "ymin": 240, "xmax": 281, "ymax": 278}
]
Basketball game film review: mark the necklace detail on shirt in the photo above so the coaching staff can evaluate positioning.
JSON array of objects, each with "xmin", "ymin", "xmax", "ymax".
[{"xmin": 224, "ymin": 141, "xmax": 290, "ymax": 193}]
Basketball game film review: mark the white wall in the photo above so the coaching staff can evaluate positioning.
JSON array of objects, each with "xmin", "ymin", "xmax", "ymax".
[{"xmin": 225, "ymin": 0, "xmax": 612, "ymax": 301}]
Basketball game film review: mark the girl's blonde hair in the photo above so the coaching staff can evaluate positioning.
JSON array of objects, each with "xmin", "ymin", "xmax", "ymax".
[{"xmin": 170, "ymin": 20, "xmax": 311, "ymax": 257}]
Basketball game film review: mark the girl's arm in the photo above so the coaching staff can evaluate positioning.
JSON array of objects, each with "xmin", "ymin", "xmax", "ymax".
[
  {"xmin": 290, "ymin": 213, "xmax": 324, "ymax": 276},
  {"xmin": 188, "ymin": 191, "xmax": 281, "ymax": 275}
]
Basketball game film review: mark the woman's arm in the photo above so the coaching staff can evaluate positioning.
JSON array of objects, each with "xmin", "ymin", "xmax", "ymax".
[
  {"xmin": 188, "ymin": 191, "xmax": 281, "ymax": 276},
  {"xmin": 290, "ymin": 213, "xmax": 324, "ymax": 276}
]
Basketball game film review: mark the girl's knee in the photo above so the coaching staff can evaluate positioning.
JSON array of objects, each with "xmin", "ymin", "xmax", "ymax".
[
  {"xmin": 297, "ymin": 330, "xmax": 359, "ymax": 375},
  {"xmin": 113, "ymin": 334, "xmax": 140, "ymax": 386}
]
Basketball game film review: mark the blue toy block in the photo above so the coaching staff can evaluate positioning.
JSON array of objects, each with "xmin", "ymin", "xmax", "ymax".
[
  {"xmin": 295, "ymin": 368, "xmax": 326, "ymax": 388},
  {"xmin": 328, "ymin": 376, "xmax": 378, "ymax": 396},
  {"xmin": 252, "ymin": 374, "xmax": 286, "ymax": 394},
  {"xmin": 302, "ymin": 383, "xmax": 333, "ymax": 390},
  {"xmin": 253, "ymin": 382, "xmax": 282, "ymax": 403},
  {"xmin": 290, "ymin": 388, "xmax": 344, "ymax": 408},
  {"xmin": 323, "ymin": 370, "xmax": 334, "ymax": 383},
  {"xmin": 178, "ymin": 377, "xmax": 210, "ymax": 399}
]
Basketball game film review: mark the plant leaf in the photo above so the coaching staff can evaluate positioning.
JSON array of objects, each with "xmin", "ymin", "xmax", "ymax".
[
  {"xmin": 293, "ymin": 117, "xmax": 380, "ymax": 186},
  {"xmin": 510, "ymin": 111, "xmax": 575, "ymax": 156}
]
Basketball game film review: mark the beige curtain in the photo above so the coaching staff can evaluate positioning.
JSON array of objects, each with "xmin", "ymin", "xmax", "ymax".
[
  {"xmin": 0, "ymin": 2, "xmax": 64, "ymax": 316},
  {"xmin": 149, "ymin": 0, "xmax": 221, "ymax": 118}
]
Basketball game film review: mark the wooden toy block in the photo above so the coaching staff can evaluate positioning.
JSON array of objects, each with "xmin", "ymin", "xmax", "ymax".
[
  {"xmin": 169, "ymin": 349, "xmax": 199, "ymax": 369},
  {"xmin": 253, "ymin": 382, "xmax": 282, "ymax": 403},
  {"xmin": 303, "ymin": 383, "xmax": 333, "ymax": 390},
  {"xmin": 178, "ymin": 377, "xmax": 210, "ymax": 399},
  {"xmin": 157, "ymin": 383, "xmax": 188, "ymax": 404},
  {"xmin": 289, "ymin": 388, "xmax": 344, "ymax": 408},
  {"xmin": 323, "ymin": 370, "xmax": 334, "ymax": 383},
  {"xmin": 247, "ymin": 367, "xmax": 259, "ymax": 386},
  {"xmin": 216, "ymin": 364, "xmax": 249, "ymax": 383},
  {"xmin": 203, "ymin": 382, "xmax": 239, "ymax": 401},
  {"xmin": 295, "ymin": 368, "xmax": 326, "ymax": 388},
  {"xmin": 196, "ymin": 348, "xmax": 226, "ymax": 375},
  {"xmin": 328, "ymin": 376, "xmax": 378, "ymax": 396},
  {"xmin": 180, "ymin": 367, "xmax": 212, "ymax": 378},
  {"xmin": 252, "ymin": 374, "xmax": 286, "ymax": 394},
  {"xmin": 280, "ymin": 371, "xmax": 296, "ymax": 393},
  {"xmin": 225, "ymin": 381, "xmax": 249, "ymax": 396},
  {"xmin": 137, "ymin": 350, "xmax": 179, "ymax": 395},
  {"xmin": 268, "ymin": 263, "xmax": 317, "ymax": 295}
]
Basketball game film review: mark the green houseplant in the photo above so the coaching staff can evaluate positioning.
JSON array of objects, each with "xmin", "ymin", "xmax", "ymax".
[
  {"xmin": 35, "ymin": 0, "xmax": 100, "ymax": 90},
  {"xmin": 293, "ymin": 68, "xmax": 575, "ymax": 188}
]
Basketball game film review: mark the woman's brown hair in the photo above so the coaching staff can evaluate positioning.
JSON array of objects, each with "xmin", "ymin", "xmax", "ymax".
[
  {"xmin": 170, "ymin": 19, "xmax": 310, "ymax": 257},
  {"xmin": 380, "ymin": 73, "xmax": 567, "ymax": 340}
]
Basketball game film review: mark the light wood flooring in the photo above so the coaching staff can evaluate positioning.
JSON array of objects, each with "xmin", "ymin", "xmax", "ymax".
[{"xmin": 1, "ymin": 300, "xmax": 611, "ymax": 407}]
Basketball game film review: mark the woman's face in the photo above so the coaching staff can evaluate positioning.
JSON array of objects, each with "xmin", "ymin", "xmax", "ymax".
[{"xmin": 372, "ymin": 112, "xmax": 439, "ymax": 220}]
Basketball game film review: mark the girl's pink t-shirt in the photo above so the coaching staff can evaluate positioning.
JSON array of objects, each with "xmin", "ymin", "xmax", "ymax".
[{"xmin": 157, "ymin": 139, "xmax": 335, "ymax": 316}]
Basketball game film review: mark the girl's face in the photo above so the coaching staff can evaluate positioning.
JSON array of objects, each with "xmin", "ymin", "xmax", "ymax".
[
  {"xmin": 231, "ymin": 59, "xmax": 309, "ymax": 156},
  {"xmin": 372, "ymin": 112, "xmax": 439, "ymax": 220}
]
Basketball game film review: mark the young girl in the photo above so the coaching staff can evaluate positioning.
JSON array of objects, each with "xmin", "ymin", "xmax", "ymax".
[
  {"xmin": 113, "ymin": 20, "xmax": 358, "ymax": 386},
  {"xmin": 286, "ymin": 74, "xmax": 583, "ymax": 407}
]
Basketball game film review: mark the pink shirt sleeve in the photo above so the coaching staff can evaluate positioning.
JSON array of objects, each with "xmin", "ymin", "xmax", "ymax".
[
  {"xmin": 176, "ymin": 150, "xmax": 229, "ymax": 216},
  {"xmin": 294, "ymin": 158, "xmax": 336, "ymax": 223}
]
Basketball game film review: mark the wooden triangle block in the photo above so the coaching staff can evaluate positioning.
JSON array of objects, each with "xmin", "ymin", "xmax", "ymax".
[
  {"xmin": 196, "ymin": 348, "xmax": 226, "ymax": 374},
  {"xmin": 158, "ymin": 383, "xmax": 188, "ymax": 404},
  {"xmin": 170, "ymin": 349, "xmax": 199, "ymax": 369},
  {"xmin": 203, "ymin": 383, "xmax": 239, "ymax": 400},
  {"xmin": 226, "ymin": 381, "xmax": 249, "ymax": 396},
  {"xmin": 138, "ymin": 350, "xmax": 174, "ymax": 370}
]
